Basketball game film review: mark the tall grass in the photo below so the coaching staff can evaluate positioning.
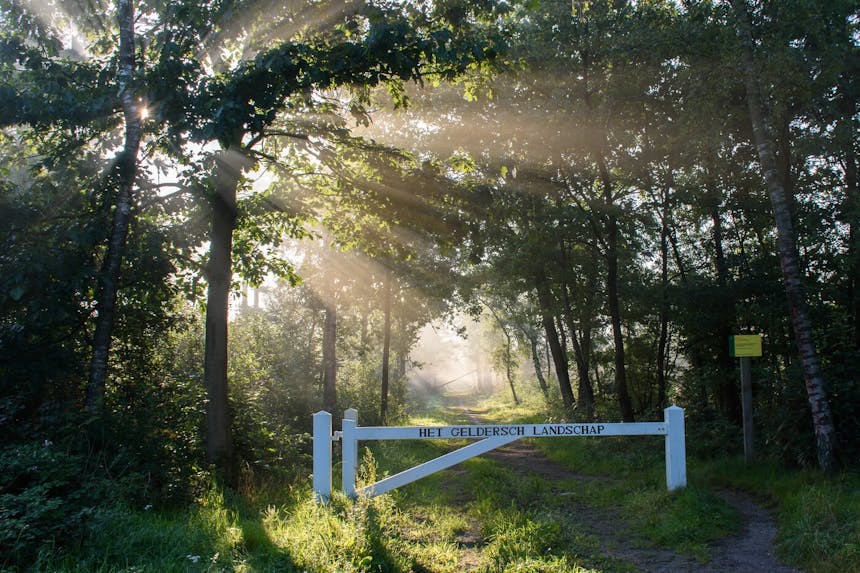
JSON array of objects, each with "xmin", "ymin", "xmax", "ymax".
[{"xmin": 695, "ymin": 458, "xmax": 859, "ymax": 573}]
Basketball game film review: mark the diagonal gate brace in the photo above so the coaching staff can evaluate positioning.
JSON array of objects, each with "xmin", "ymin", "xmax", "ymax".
[{"xmin": 357, "ymin": 433, "xmax": 521, "ymax": 497}]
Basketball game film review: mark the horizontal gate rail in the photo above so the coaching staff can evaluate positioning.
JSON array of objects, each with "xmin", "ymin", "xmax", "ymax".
[
  {"xmin": 354, "ymin": 422, "xmax": 667, "ymax": 441},
  {"xmin": 312, "ymin": 406, "xmax": 686, "ymax": 502}
]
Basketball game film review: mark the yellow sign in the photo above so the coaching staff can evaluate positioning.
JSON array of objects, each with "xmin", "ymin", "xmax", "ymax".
[{"xmin": 730, "ymin": 335, "xmax": 762, "ymax": 357}]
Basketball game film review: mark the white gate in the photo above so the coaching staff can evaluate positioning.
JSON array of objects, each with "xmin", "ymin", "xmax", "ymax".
[{"xmin": 313, "ymin": 406, "xmax": 686, "ymax": 502}]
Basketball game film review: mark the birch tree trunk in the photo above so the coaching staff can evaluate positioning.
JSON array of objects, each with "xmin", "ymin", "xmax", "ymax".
[
  {"xmin": 731, "ymin": 0, "xmax": 837, "ymax": 472},
  {"xmin": 86, "ymin": 0, "xmax": 143, "ymax": 414}
]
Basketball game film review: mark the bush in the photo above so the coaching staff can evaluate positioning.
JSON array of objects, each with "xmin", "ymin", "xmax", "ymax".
[{"xmin": 0, "ymin": 442, "xmax": 140, "ymax": 567}]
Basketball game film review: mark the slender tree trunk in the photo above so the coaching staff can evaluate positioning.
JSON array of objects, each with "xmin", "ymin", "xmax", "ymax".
[
  {"xmin": 534, "ymin": 272, "xmax": 575, "ymax": 409},
  {"xmin": 580, "ymin": 245, "xmax": 599, "ymax": 413},
  {"xmin": 86, "ymin": 0, "xmax": 142, "ymax": 414},
  {"xmin": 396, "ymin": 316, "xmax": 407, "ymax": 380},
  {"xmin": 360, "ymin": 307, "xmax": 369, "ymax": 356},
  {"xmin": 597, "ymin": 157, "xmax": 635, "ymax": 422},
  {"xmin": 322, "ymin": 303, "xmax": 337, "ymax": 412},
  {"xmin": 523, "ymin": 325, "xmax": 550, "ymax": 399},
  {"xmin": 503, "ymin": 328, "xmax": 519, "ymax": 405},
  {"xmin": 307, "ymin": 305, "xmax": 318, "ymax": 368},
  {"xmin": 203, "ymin": 147, "xmax": 248, "ymax": 485},
  {"xmin": 656, "ymin": 188, "xmax": 670, "ymax": 412},
  {"xmin": 839, "ymin": 85, "xmax": 860, "ymax": 347},
  {"xmin": 560, "ymin": 290, "xmax": 594, "ymax": 418},
  {"xmin": 710, "ymin": 180, "xmax": 741, "ymax": 422},
  {"xmin": 545, "ymin": 338, "xmax": 552, "ymax": 384},
  {"xmin": 380, "ymin": 268, "xmax": 392, "ymax": 422},
  {"xmin": 732, "ymin": 0, "xmax": 837, "ymax": 472},
  {"xmin": 486, "ymin": 305, "xmax": 520, "ymax": 405},
  {"xmin": 558, "ymin": 238, "xmax": 595, "ymax": 418}
]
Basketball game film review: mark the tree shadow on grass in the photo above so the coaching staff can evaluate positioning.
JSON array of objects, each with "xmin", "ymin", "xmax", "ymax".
[{"xmin": 237, "ymin": 517, "xmax": 302, "ymax": 572}]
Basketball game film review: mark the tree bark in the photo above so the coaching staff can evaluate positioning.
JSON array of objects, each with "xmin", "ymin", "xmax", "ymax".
[
  {"xmin": 86, "ymin": 0, "xmax": 142, "ymax": 414},
  {"xmin": 322, "ymin": 303, "xmax": 337, "ymax": 412},
  {"xmin": 534, "ymin": 272, "xmax": 575, "ymax": 410},
  {"xmin": 732, "ymin": 0, "xmax": 838, "ymax": 472},
  {"xmin": 380, "ymin": 268, "xmax": 392, "ymax": 422},
  {"xmin": 203, "ymin": 146, "xmax": 249, "ymax": 485}
]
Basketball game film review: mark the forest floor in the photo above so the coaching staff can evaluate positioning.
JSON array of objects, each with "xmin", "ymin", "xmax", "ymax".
[{"xmin": 457, "ymin": 404, "xmax": 798, "ymax": 572}]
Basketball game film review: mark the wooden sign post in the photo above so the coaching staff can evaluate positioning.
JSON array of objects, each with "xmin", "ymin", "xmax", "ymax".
[{"xmin": 730, "ymin": 334, "xmax": 762, "ymax": 463}]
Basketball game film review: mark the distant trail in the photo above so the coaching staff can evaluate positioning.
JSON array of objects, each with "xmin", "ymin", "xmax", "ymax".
[{"xmin": 454, "ymin": 402, "xmax": 797, "ymax": 573}]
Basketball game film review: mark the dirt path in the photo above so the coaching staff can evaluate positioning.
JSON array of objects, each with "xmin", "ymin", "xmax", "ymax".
[{"xmin": 460, "ymin": 407, "xmax": 798, "ymax": 573}]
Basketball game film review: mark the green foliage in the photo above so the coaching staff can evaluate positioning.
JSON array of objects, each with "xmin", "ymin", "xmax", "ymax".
[{"xmin": 0, "ymin": 442, "xmax": 143, "ymax": 567}]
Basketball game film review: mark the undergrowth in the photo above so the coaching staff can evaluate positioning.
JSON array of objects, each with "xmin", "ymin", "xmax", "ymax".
[{"xmin": 10, "ymin": 391, "xmax": 857, "ymax": 572}]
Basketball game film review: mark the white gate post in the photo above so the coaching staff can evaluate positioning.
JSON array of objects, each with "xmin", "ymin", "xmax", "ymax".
[
  {"xmin": 313, "ymin": 411, "xmax": 332, "ymax": 502},
  {"xmin": 664, "ymin": 405, "xmax": 687, "ymax": 491},
  {"xmin": 342, "ymin": 408, "xmax": 358, "ymax": 497}
]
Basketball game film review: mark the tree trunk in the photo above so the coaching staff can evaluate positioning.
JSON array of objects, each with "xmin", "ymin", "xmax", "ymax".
[
  {"xmin": 503, "ymin": 326, "xmax": 519, "ymax": 405},
  {"xmin": 86, "ymin": 0, "xmax": 142, "ymax": 414},
  {"xmin": 486, "ymin": 304, "xmax": 520, "ymax": 405},
  {"xmin": 838, "ymin": 82, "xmax": 860, "ymax": 347},
  {"xmin": 656, "ymin": 188, "xmax": 670, "ymax": 412},
  {"xmin": 396, "ymin": 316, "xmax": 407, "ymax": 380},
  {"xmin": 558, "ymin": 237, "xmax": 595, "ymax": 418},
  {"xmin": 523, "ymin": 325, "xmax": 550, "ymax": 399},
  {"xmin": 306, "ymin": 306, "xmax": 318, "ymax": 367},
  {"xmin": 597, "ymin": 157, "xmax": 635, "ymax": 422},
  {"xmin": 710, "ymin": 180, "xmax": 741, "ymax": 422},
  {"xmin": 579, "ymin": 34, "xmax": 633, "ymax": 421},
  {"xmin": 534, "ymin": 272, "xmax": 575, "ymax": 410},
  {"xmin": 203, "ymin": 146, "xmax": 249, "ymax": 485},
  {"xmin": 380, "ymin": 268, "xmax": 392, "ymax": 422},
  {"xmin": 360, "ymin": 307, "xmax": 369, "ymax": 356},
  {"xmin": 322, "ymin": 303, "xmax": 337, "ymax": 412},
  {"xmin": 732, "ymin": 0, "xmax": 838, "ymax": 472}
]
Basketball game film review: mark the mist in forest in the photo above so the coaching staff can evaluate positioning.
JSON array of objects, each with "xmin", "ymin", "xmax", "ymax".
[{"xmin": 407, "ymin": 315, "xmax": 498, "ymax": 395}]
